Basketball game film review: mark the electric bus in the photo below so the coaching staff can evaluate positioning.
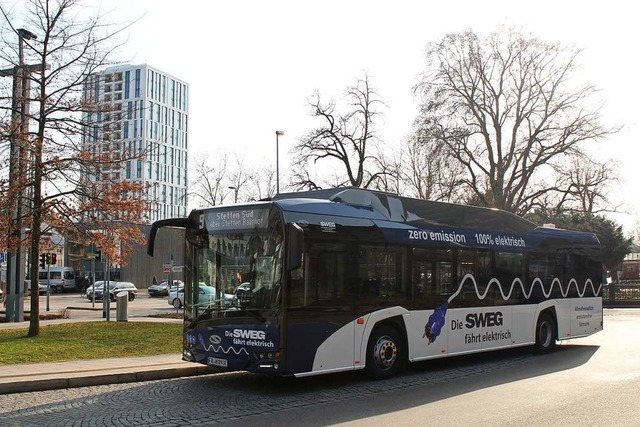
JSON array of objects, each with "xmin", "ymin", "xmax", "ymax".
[{"xmin": 147, "ymin": 188, "xmax": 603, "ymax": 379}]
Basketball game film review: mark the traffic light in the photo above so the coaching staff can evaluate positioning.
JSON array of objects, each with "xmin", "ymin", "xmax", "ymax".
[
  {"xmin": 94, "ymin": 249, "xmax": 102, "ymax": 261},
  {"xmin": 51, "ymin": 253, "xmax": 57, "ymax": 265},
  {"xmin": 39, "ymin": 254, "xmax": 46, "ymax": 269},
  {"xmin": 45, "ymin": 253, "xmax": 51, "ymax": 265}
]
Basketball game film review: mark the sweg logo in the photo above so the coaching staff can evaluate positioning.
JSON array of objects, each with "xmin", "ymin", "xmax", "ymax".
[
  {"xmin": 209, "ymin": 335, "xmax": 222, "ymax": 345},
  {"xmin": 320, "ymin": 221, "xmax": 336, "ymax": 228},
  {"xmin": 465, "ymin": 311, "xmax": 503, "ymax": 328},
  {"xmin": 225, "ymin": 329, "xmax": 266, "ymax": 339},
  {"xmin": 452, "ymin": 312, "xmax": 504, "ymax": 330}
]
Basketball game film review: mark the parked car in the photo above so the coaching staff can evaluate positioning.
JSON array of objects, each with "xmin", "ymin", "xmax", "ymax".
[
  {"xmin": 168, "ymin": 284, "xmax": 232, "ymax": 309},
  {"xmin": 168, "ymin": 286, "xmax": 185, "ymax": 309},
  {"xmin": 148, "ymin": 280, "xmax": 183, "ymax": 297},
  {"xmin": 87, "ymin": 281, "xmax": 138, "ymax": 302},
  {"xmin": 85, "ymin": 281, "xmax": 107, "ymax": 297}
]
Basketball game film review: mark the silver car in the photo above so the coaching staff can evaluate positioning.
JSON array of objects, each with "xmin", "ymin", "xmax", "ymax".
[{"xmin": 87, "ymin": 281, "xmax": 138, "ymax": 302}]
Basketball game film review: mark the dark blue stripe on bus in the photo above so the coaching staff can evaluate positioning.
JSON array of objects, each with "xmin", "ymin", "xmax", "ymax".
[{"xmin": 286, "ymin": 322, "xmax": 341, "ymax": 374}]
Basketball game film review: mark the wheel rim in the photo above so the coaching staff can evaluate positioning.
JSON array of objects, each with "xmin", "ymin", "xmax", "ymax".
[
  {"xmin": 173, "ymin": 299, "xmax": 181, "ymax": 309},
  {"xmin": 373, "ymin": 335, "xmax": 398, "ymax": 371},
  {"xmin": 539, "ymin": 320, "xmax": 552, "ymax": 348}
]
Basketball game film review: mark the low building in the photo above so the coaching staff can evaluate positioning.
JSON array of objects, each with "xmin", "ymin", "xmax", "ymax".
[{"xmin": 66, "ymin": 225, "xmax": 184, "ymax": 289}]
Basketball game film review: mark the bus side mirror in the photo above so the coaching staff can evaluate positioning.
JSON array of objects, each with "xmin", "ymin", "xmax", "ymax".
[{"xmin": 286, "ymin": 223, "xmax": 303, "ymax": 271}]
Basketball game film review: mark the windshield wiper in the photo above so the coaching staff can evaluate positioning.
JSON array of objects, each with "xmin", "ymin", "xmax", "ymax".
[
  {"xmin": 187, "ymin": 299, "xmax": 268, "ymax": 328},
  {"xmin": 186, "ymin": 301, "xmax": 231, "ymax": 329}
]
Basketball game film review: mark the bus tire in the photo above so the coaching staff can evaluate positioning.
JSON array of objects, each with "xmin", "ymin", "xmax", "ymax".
[
  {"xmin": 535, "ymin": 312, "xmax": 556, "ymax": 354},
  {"xmin": 366, "ymin": 325, "xmax": 403, "ymax": 379}
]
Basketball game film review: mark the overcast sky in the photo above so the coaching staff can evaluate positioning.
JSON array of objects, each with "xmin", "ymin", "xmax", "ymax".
[{"xmin": 24, "ymin": 0, "xmax": 640, "ymax": 232}]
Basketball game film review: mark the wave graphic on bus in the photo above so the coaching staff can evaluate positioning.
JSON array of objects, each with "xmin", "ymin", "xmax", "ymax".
[
  {"xmin": 201, "ymin": 344, "xmax": 250, "ymax": 355},
  {"xmin": 423, "ymin": 274, "xmax": 603, "ymax": 345},
  {"xmin": 197, "ymin": 334, "xmax": 250, "ymax": 355},
  {"xmin": 450, "ymin": 274, "xmax": 603, "ymax": 302}
]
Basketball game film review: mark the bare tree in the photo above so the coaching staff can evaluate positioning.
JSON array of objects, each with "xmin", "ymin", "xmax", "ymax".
[
  {"xmin": 189, "ymin": 152, "xmax": 230, "ymax": 207},
  {"xmin": 401, "ymin": 133, "xmax": 466, "ymax": 202},
  {"xmin": 529, "ymin": 155, "xmax": 618, "ymax": 222},
  {"xmin": 0, "ymin": 0, "xmax": 144, "ymax": 336},
  {"xmin": 247, "ymin": 163, "xmax": 276, "ymax": 201},
  {"xmin": 227, "ymin": 154, "xmax": 253, "ymax": 203},
  {"xmin": 412, "ymin": 28, "xmax": 618, "ymax": 215},
  {"xmin": 190, "ymin": 151, "xmax": 266, "ymax": 205},
  {"xmin": 292, "ymin": 73, "xmax": 386, "ymax": 189},
  {"xmin": 289, "ymin": 165, "xmax": 322, "ymax": 192},
  {"xmin": 371, "ymin": 150, "xmax": 403, "ymax": 195}
]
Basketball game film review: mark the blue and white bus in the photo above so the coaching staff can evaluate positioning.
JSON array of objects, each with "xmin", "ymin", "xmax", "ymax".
[{"xmin": 147, "ymin": 188, "xmax": 603, "ymax": 379}]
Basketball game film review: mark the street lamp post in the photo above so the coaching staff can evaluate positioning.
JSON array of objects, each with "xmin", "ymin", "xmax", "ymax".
[
  {"xmin": 0, "ymin": 28, "xmax": 38, "ymax": 322},
  {"xmin": 275, "ymin": 130, "xmax": 284, "ymax": 194}
]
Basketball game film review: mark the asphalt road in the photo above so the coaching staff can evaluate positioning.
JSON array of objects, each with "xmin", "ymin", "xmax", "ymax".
[{"xmin": 0, "ymin": 309, "xmax": 637, "ymax": 426}]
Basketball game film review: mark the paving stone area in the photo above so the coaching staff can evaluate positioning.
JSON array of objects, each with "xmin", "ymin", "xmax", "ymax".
[{"xmin": 0, "ymin": 351, "xmax": 533, "ymax": 426}]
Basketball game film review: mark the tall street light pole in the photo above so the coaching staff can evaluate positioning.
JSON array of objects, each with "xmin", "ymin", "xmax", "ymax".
[
  {"xmin": 275, "ymin": 130, "xmax": 284, "ymax": 194},
  {"xmin": 0, "ymin": 28, "xmax": 38, "ymax": 322}
]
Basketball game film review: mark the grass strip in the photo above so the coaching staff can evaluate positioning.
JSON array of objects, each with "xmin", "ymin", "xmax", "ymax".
[{"xmin": 0, "ymin": 322, "xmax": 182, "ymax": 365}]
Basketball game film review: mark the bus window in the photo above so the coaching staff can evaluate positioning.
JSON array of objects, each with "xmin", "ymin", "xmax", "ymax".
[
  {"xmin": 528, "ymin": 252, "xmax": 565, "ymax": 301},
  {"xmin": 411, "ymin": 248, "xmax": 452, "ymax": 309},
  {"xmin": 357, "ymin": 244, "xmax": 407, "ymax": 307},
  {"xmin": 290, "ymin": 241, "xmax": 351, "ymax": 308},
  {"xmin": 455, "ymin": 249, "xmax": 493, "ymax": 307},
  {"xmin": 495, "ymin": 252, "xmax": 524, "ymax": 304}
]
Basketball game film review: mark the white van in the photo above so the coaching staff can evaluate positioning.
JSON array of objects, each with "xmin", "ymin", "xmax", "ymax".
[{"xmin": 38, "ymin": 267, "xmax": 76, "ymax": 293}]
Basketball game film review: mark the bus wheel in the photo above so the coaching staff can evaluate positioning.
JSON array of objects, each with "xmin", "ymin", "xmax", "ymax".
[
  {"xmin": 366, "ymin": 325, "xmax": 402, "ymax": 379},
  {"xmin": 535, "ymin": 312, "xmax": 556, "ymax": 354}
]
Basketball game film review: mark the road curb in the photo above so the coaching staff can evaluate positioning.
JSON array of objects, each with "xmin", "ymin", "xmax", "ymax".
[
  {"xmin": 0, "ymin": 365, "xmax": 218, "ymax": 395},
  {"xmin": 66, "ymin": 306, "xmax": 115, "ymax": 311}
]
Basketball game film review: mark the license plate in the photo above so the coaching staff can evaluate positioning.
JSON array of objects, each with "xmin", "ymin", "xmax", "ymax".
[{"xmin": 207, "ymin": 357, "xmax": 228, "ymax": 368}]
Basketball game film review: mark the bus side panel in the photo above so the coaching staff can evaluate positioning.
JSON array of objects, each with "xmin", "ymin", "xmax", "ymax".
[
  {"xmin": 479, "ymin": 306, "xmax": 513, "ymax": 350},
  {"xmin": 409, "ymin": 310, "xmax": 446, "ymax": 359},
  {"xmin": 447, "ymin": 308, "xmax": 483, "ymax": 353},
  {"xmin": 410, "ymin": 306, "xmax": 536, "ymax": 360},
  {"xmin": 287, "ymin": 322, "xmax": 342, "ymax": 374},
  {"xmin": 310, "ymin": 322, "xmax": 356, "ymax": 373},
  {"xmin": 556, "ymin": 297, "xmax": 603, "ymax": 339},
  {"xmin": 511, "ymin": 304, "xmax": 536, "ymax": 345},
  {"xmin": 439, "ymin": 307, "xmax": 515, "ymax": 353},
  {"xmin": 355, "ymin": 307, "xmax": 411, "ymax": 366},
  {"xmin": 298, "ymin": 307, "xmax": 412, "ymax": 376}
]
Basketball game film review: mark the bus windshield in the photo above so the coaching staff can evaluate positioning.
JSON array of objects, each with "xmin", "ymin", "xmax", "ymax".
[{"xmin": 185, "ymin": 211, "xmax": 284, "ymax": 323}]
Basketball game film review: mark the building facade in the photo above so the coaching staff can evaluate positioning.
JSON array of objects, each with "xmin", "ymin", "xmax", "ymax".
[{"xmin": 82, "ymin": 63, "xmax": 189, "ymax": 223}]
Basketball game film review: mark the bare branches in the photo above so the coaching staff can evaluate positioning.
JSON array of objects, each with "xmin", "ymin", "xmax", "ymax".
[
  {"xmin": 0, "ymin": 0, "xmax": 143, "ymax": 335},
  {"xmin": 412, "ymin": 27, "xmax": 619, "ymax": 216},
  {"xmin": 190, "ymin": 152, "xmax": 229, "ymax": 207},
  {"xmin": 189, "ymin": 151, "xmax": 276, "ymax": 206},
  {"xmin": 292, "ymin": 73, "xmax": 386, "ymax": 189}
]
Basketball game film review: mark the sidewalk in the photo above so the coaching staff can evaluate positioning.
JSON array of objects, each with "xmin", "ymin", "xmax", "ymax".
[{"xmin": 0, "ymin": 317, "xmax": 217, "ymax": 395}]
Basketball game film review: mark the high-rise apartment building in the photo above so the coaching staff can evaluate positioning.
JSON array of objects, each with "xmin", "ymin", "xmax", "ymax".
[{"xmin": 82, "ymin": 64, "xmax": 189, "ymax": 223}]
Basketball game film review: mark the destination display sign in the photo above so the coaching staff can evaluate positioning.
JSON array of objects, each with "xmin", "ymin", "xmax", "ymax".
[{"xmin": 203, "ymin": 208, "xmax": 270, "ymax": 231}]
